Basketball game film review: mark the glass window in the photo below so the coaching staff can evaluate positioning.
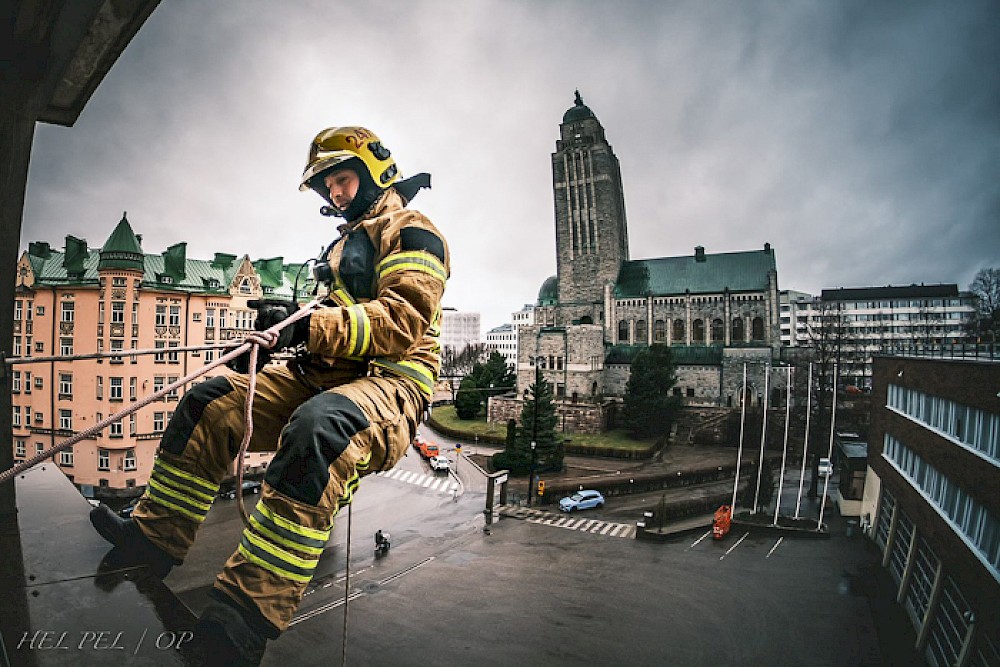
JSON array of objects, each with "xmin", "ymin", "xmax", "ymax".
[
  {"xmin": 98, "ymin": 449, "xmax": 110, "ymax": 471},
  {"xmin": 110, "ymin": 377, "xmax": 123, "ymax": 400},
  {"xmin": 59, "ymin": 373, "xmax": 73, "ymax": 396},
  {"xmin": 123, "ymin": 449, "xmax": 137, "ymax": 471},
  {"xmin": 61, "ymin": 301, "xmax": 75, "ymax": 322},
  {"xmin": 59, "ymin": 409, "xmax": 72, "ymax": 430}
]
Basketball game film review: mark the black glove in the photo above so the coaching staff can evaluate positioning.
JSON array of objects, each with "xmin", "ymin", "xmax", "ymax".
[{"xmin": 226, "ymin": 300, "xmax": 311, "ymax": 373}]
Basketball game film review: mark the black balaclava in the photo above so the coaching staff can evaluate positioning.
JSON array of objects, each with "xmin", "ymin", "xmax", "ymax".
[{"xmin": 313, "ymin": 157, "xmax": 384, "ymax": 223}]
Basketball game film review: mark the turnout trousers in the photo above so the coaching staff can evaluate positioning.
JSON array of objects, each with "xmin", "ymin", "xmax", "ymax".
[{"xmin": 130, "ymin": 360, "xmax": 426, "ymax": 633}]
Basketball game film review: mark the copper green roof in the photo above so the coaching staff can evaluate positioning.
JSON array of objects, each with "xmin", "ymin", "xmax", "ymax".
[
  {"xmin": 538, "ymin": 275, "xmax": 559, "ymax": 305},
  {"xmin": 614, "ymin": 247, "xmax": 776, "ymax": 298},
  {"xmin": 99, "ymin": 213, "xmax": 144, "ymax": 271},
  {"xmin": 25, "ymin": 241, "xmax": 314, "ymax": 299}
]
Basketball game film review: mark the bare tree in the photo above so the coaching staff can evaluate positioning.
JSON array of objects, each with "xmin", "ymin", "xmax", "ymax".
[
  {"xmin": 439, "ymin": 343, "xmax": 488, "ymax": 400},
  {"xmin": 969, "ymin": 267, "xmax": 1000, "ymax": 343}
]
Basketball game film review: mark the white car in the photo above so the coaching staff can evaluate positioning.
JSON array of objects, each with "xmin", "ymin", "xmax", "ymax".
[{"xmin": 429, "ymin": 456, "xmax": 450, "ymax": 472}]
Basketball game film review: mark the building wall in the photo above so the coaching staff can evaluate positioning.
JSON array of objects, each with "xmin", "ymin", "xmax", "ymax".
[
  {"xmin": 440, "ymin": 309, "xmax": 481, "ymax": 355},
  {"xmin": 864, "ymin": 355, "xmax": 999, "ymax": 662},
  {"xmin": 12, "ymin": 255, "xmax": 278, "ymax": 499}
]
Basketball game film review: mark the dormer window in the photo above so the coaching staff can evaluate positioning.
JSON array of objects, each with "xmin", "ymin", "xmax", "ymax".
[
  {"xmin": 262, "ymin": 286, "xmax": 274, "ymax": 295},
  {"xmin": 239, "ymin": 277, "xmax": 253, "ymax": 294},
  {"xmin": 160, "ymin": 275, "xmax": 173, "ymax": 285}
]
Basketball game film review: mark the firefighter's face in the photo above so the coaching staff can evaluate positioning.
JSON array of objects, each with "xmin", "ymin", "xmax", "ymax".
[{"xmin": 323, "ymin": 167, "xmax": 360, "ymax": 212}]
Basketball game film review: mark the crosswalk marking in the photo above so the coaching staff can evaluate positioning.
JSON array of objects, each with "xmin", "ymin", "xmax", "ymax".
[
  {"xmin": 506, "ymin": 507, "xmax": 635, "ymax": 539},
  {"xmin": 377, "ymin": 468, "xmax": 458, "ymax": 495}
]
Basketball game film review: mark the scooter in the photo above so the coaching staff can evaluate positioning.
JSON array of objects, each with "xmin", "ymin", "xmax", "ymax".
[{"xmin": 374, "ymin": 530, "xmax": 390, "ymax": 558}]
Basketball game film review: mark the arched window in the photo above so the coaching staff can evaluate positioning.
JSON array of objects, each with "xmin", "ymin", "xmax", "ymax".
[
  {"xmin": 692, "ymin": 319, "xmax": 705, "ymax": 343},
  {"xmin": 732, "ymin": 317, "xmax": 745, "ymax": 342},
  {"xmin": 635, "ymin": 319, "xmax": 647, "ymax": 343},
  {"xmin": 591, "ymin": 381, "xmax": 598, "ymax": 396},
  {"xmin": 239, "ymin": 277, "xmax": 253, "ymax": 295},
  {"xmin": 752, "ymin": 317, "xmax": 765, "ymax": 341},
  {"xmin": 618, "ymin": 320, "xmax": 628, "ymax": 343},
  {"xmin": 653, "ymin": 319, "xmax": 666, "ymax": 343},
  {"xmin": 579, "ymin": 315, "xmax": 593, "ymax": 325},
  {"xmin": 672, "ymin": 318, "xmax": 685, "ymax": 342},
  {"xmin": 711, "ymin": 318, "xmax": 724, "ymax": 343}
]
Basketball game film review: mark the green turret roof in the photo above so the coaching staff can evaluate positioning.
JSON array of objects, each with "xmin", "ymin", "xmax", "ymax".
[{"xmin": 99, "ymin": 213, "xmax": 144, "ymax": 271}]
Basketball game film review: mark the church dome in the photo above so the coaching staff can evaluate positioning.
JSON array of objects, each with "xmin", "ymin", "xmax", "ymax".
[
  {"xmin": 538, "ymin": 275, "xmax": 559, "ymax": 306},
  {"xmin": 562, "ymin": 90, "xmax": 595, "ymax": 124}
]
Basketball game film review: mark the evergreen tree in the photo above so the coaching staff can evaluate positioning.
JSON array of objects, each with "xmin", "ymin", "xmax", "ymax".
[
  {"xmin": 622, "ymin": 344, "xmax": 681, "ymax": 439},
  {"xmin": 490, "ymin": 372, "xmax": 561, "ymax": 474},
  {"xmin": 455, "ymin": 376, "xmax": 482, "ymax": 420},
  {"xmin": 471, "ymin": 351, "xmax": 516, "ymax": 403},
  {"xmin": 516, "ymin": 373, "xmax": 561, "ymax": 472}
]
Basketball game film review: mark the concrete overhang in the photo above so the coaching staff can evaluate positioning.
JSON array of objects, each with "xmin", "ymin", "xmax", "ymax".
[{"xmin": 10, "ymin": 0, "xmax": 162, "ymax": 126}]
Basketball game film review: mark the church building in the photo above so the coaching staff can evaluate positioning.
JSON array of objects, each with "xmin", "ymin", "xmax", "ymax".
[{"xmin": 490, "ymin": 93, "xmax": 783, "ymax": 433}]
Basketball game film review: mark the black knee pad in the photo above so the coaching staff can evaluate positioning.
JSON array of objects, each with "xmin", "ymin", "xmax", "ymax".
[
  {"xmin": 160, "ymin": 376, "xmax": 234, "ymax": 456},
  {"xmin": 266, "ymin": 393, "xmax": 370, "ymax": 506}
]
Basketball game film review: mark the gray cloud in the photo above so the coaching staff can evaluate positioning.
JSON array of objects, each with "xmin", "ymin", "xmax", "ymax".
[{"xmin": 22, "ymin": 0, "xmax": 1000, "ymax": 331}]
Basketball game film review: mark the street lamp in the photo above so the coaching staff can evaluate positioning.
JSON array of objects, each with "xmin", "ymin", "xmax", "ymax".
[{"xmin": 526, "ymin": 355, "xmax": 543, "ymax": 508}]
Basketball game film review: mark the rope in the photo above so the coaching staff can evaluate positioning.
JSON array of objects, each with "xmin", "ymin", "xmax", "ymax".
[
  {"xmin": 234, "ymin": 302, "xmax": 317, "ymax": 528},
  {"xmin": 0, "ymin": 300, "xmax": 320, "ymax": 488},
  {"xmin": 3, "ymin": 341, "xmax": 237, "ymax": 366}
]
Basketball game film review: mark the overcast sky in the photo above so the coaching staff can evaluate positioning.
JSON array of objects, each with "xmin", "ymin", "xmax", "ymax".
[{"xmin": 21, "ymin": 0, "xmax": 1000, "ymax": 331}]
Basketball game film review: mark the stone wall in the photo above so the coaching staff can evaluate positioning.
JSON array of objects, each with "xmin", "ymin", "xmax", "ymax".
[{"xmin": 488, "ymin": 395, "xmax": 609, "ymax": 434}]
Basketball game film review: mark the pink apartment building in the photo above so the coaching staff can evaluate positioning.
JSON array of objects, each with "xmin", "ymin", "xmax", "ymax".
[{"xmin": 11, "ymin": 214, "xmax": 308, "ymax": 501}]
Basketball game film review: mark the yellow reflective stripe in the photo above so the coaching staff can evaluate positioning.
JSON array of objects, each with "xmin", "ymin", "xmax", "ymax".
[
  {"xmin": 330, "ymin": 287, "xmax": 355, "ymax": 307},
  {"xmin": 249, "ymin": 517, "xmax": 325, "ymax": 556},
  {"xmin": 243, "ymin": 529, "xmax": 320, "ymax": 570},
  {"xmin": 150, "ymin": 467, "xmax": 216, "ymax": 506},
  {"xmin": 346, "ymin": 305, "xmax": 371, "ymax": 357},
  {"xmin": 148, "ymin": 477, "xmax": 211, "ymax": 513},
  {"xmin": 355, "ymin": 452, "xmax": 372, "ymax": 472},
  {"xmin": 155, "ymin": 459, "xmax": 219, "ymax": 495},
  {"xmin": 373, "ymin": 359, "xmax": 436, "ymax": 397},
  {"xmin": 146, "ymin": 482, "xmax": 208, "ymax": 522},
  {"xmin": 238, "ymin": 543, "xmax": 313, "ymax": 583},
  {"xmin": 256, "ymin": 503, "xmax": 331, "ymax": 543},
  {"xmin": 377, "ymin": 251, "xmax": 447, "ymax": 283}
]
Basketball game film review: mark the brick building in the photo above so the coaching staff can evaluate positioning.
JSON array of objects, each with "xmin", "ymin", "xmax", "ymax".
[
  {"xmin": 861, "ymin": 355, "xmax": 999, "ymax": 664},
  {"xmin": 11, "ymin": 214, "xmax": 305, "ymax": 501}
]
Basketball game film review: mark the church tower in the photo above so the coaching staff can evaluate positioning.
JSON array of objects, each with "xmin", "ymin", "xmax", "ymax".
[{"xmin": 551, "ymin": 91, "xmax": 629, "ymax": 320}]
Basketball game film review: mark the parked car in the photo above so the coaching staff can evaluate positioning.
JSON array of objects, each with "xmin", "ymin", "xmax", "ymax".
[
  {"xmin": 418, "ymin": 440, "xmax": 440, "ymax": 459},
  {"xmin": 429, "ymin": 456, "xmax": 450, "ymax": 472},
  {"xmin": 220, "ymin": 480, "xmax": 262, "ymax": 499},
  {"xmin": 559, "ymin": 489, "xmax": 605, "ymax": 512}
]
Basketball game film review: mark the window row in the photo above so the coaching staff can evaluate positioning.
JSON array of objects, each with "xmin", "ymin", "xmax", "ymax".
[
  {"xmin": 884, "ymin": 435, "xmax": 1000, "ymax": 574},
  {"xmin": 616, "ymin": 316, "xmax": 766, "ymax": 344},
  {"xmin": 887, "ymin": 384, "xmax": 999, "ymax": 465}
]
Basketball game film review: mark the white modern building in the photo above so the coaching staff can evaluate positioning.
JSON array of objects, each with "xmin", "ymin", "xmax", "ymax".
[
  {"xmin": 787, "ymin": 284, "xmax": 975, "ymax": 387},
  {"xmin": 439, "ymin": 308, "xmax": 481, "ymax": 356},
  {"xmin": 485, "ymin": 304, "xmax": 536, "ymax": 368},
  {"xmin": 485, "ymin": 324, "xmax": 517, "ymax": 367},
  {"xmin": 780, "ymin": 289, "xmax": 814, "ymax": 346}
]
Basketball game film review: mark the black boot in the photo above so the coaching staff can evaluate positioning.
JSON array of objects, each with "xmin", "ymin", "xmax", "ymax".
[
  {"xmin": 89, "ymin": 505, "xmax": 176, "ymax": 577},
  {"xmin": 187, "ymin": 594, "xmax": 271, "ymax": 666}
]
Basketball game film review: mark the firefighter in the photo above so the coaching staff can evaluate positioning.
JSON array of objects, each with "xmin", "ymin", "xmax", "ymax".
[{"xmin": 89, "ymin": 126, "xmax": 449, "ymax": 664}]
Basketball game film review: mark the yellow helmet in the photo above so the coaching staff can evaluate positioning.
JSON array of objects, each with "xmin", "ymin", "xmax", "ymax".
[{"xmin": 299, "ymin": 126, "xmax": 400, "ymax": 195}]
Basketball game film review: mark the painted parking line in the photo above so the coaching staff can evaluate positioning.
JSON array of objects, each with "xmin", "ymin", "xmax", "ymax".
[
  {"xmin": 719, "ymin": 531, "xmax": 750, "ymax": 560},
  {"xmin": 687, "ymin": 530, "xmax": 712, "ymax": 550},
  {"xmin": 766, "ymin": 537, "xmax": 784, "ymax": 558}
]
